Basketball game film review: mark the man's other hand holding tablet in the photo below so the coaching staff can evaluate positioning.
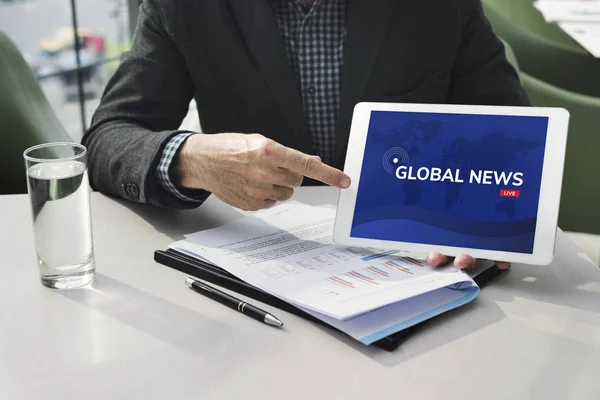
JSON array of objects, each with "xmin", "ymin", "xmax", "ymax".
[{"xmin": 427, "ymin": 253, "xmax": 512, "ymax": 271}]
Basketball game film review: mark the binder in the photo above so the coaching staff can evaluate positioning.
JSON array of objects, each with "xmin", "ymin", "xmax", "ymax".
[{"xmin": 154, "ymin": 248, "xmax": 506, "ymax": 351}]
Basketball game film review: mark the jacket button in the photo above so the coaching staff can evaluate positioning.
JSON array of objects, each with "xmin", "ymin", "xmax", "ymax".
[{"xmin": 129, "ymin": 184, "xmax": 140, "ymax": 198}]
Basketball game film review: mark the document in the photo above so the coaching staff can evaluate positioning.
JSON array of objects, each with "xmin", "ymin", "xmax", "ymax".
[
  {"xmin": 172, "ymin": 203, "xmax": 477, "ymax": 321},
  {"xmin": 534, "ymin": 1, "xmax": 600, "ymax": 23},
  {"xmin": 559, "ymin": 21, "xmax": 600, "ymax": 57}
]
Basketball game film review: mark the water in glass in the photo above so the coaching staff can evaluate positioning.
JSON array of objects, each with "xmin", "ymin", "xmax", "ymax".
[{"xmin": 27, "ymin": 159, "xmax": 95, "ymax": 289}]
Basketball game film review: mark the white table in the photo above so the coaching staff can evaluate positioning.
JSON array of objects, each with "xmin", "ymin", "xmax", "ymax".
[{"xmin": 2, "ymin": 188, "xmax": 600, "ymax": 400}]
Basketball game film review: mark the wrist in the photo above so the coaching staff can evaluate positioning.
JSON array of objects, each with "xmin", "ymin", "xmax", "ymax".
[{"xmin": 172, "ymin": 133, "xmax": 209, "ymax": 191}]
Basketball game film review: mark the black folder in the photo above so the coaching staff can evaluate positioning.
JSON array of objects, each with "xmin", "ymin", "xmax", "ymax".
[{"xmin": 154, "ymin": 248, "xmax": 506, "ymax": 351}]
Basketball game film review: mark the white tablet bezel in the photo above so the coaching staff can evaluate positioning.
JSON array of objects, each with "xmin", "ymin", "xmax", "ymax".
[{"xmin": 333, "ymin": 102, "xmax": 570, "ymax": 265}]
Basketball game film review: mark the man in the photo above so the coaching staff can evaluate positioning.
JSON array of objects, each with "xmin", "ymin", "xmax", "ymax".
[{"xmin": 83, "ymin": 0, "xmax": 525, "ymax": 270}]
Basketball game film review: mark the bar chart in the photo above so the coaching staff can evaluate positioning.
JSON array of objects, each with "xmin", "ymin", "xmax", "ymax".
[{"xmin": 326, "ymin": 257, "xmax": 427, "ymax": 289}]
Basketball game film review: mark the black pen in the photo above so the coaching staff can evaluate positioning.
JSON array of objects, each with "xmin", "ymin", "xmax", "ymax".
[{"xmin": 185, "ymin": 277, "xmax": 284, "ymax": 327}]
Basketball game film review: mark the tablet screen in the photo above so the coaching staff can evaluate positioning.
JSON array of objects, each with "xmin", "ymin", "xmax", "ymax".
[{"xmin": 351, "ymin": 111, "xmax": 549, "ymax": 254}]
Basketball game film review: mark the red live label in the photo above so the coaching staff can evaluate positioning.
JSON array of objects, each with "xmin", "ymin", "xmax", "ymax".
[{"xmin": 500, "ymin": 190, "xmax": 520, "ymax": 197}]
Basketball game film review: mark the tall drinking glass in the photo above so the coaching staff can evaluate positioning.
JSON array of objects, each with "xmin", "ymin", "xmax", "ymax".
[{"xmin": 23, "ymin": 143, "xmax": 95, "ymax": 289}]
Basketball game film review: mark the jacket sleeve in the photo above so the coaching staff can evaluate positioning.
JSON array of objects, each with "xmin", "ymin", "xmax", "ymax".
[
  {"xmin": 82, "ymin": 0, "xmax": 208, "ymax": 209},
  {"xmin": 448, "ymin": 0, "xmax": 530, "ymax": 106}
]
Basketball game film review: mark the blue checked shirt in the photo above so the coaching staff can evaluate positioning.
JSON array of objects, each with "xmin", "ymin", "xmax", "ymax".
[{"xmin": 157, "ymin": 0, "xmax": 347, "ymax": 201}]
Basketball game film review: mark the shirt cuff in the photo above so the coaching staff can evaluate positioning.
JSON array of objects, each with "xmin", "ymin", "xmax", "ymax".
[{"xmin": 157, "ymin": 133, "xmax": 203, "ymax": 203}]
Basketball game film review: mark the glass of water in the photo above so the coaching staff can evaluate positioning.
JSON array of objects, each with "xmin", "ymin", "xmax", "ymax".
[{"xmin": 23, "ymin": 143, "xmax": 95, "ymax": 289}]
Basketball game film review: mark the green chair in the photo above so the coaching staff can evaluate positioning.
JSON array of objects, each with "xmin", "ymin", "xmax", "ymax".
[
  {"xmin": 0, "ymin": 31, "xmax": 71, "ymax": 195},
  {"xmin": 523, "ymin": 74, "xmax": 600, "ymax": 234},
  {"xmin": 503, "ymin": 39, "xmax": 600, "ymax": 234},
  {"xmin": 483, "ymin": 0, "xmax": 600, "ymax": 98}
]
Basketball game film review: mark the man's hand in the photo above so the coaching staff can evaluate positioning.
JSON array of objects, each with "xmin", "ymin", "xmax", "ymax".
[
  {"xmin": 427, "ymin": 252, "xmax": 511, "ymax": 270},
  {"xmin": 173, "ymin": 133, "xmax": 351, "ymax": 211}
]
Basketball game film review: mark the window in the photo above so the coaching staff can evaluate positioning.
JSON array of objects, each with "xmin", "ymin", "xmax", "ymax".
[{"xmin": 0, "ymin": 0, "xmax": 136, "ymax": 141}]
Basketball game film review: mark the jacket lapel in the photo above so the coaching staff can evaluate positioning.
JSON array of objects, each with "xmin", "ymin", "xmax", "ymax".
[
  {"xmin": 228, "ymin": 0, "xmax": 312, "ymax": 153},
  {"xmin": 334, "ymin": 0, "xmax": 397, "ymax": 167}
]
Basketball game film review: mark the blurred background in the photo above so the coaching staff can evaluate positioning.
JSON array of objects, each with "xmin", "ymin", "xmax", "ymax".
[{"xmin": 0, "ymin": 0, "xmax": 135, "ymax": 141}]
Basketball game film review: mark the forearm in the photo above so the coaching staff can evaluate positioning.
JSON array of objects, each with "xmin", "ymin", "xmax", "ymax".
[
  {"xmin": 83, "ymin": 120, "xmax": 205, "ymax": 209},
  {"xmin": 82, "ymin": 0, "xmax": 205, "ymax": 209}
]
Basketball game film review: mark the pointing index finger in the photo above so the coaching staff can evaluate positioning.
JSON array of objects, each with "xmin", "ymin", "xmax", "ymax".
[{"xmin": 278, "ymin": 147, "xmax": 351, "ymax": 188}]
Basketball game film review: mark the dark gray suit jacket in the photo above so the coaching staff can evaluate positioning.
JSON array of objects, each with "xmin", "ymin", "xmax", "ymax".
[{"xmin": 83, "ymin": 0, "xmax": 529, "ymax": 209}]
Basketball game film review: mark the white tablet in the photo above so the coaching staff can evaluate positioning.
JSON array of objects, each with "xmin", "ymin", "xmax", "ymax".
[{"xmin": 334, "ymin": 102, "xmax": 569, "ymax": 265}]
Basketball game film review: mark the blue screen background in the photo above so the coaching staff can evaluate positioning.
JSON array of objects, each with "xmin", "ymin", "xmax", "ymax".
[{"xmin": 351, "ymin": 111, "xmax": 548, "ymax": 254}]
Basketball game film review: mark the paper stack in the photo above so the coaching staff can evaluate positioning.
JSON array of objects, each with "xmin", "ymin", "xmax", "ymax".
[{"xmin": 170, "ymin": 202, "xmax": 484, "ymax": 345}]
